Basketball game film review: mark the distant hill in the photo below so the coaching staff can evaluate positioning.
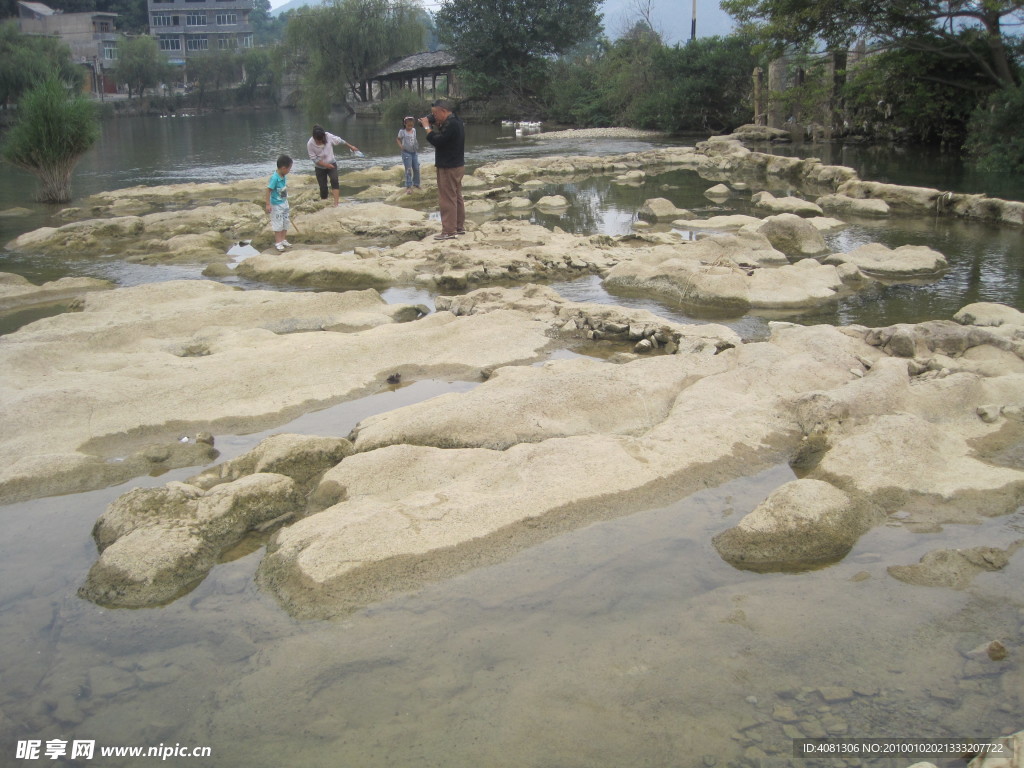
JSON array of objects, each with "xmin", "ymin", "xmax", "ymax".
[{"xmin": 271, "ymin": 0, "xmax": 323, "ymax": 17}]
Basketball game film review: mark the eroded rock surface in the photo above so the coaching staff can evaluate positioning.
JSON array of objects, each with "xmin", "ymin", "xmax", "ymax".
[
  {"xmin": 250, "ymin": 294, "xmax": 1024, "ymax": 618},
  {"xmin": 0, "ymin": 280, "xmax": 552, "ymax": 503},
  {"xmin": 0, "ymin": 272, "xmax": 113, "ymax": 312},
  {"xmin": 713, "ymin": 479, "xmax": 882, "ymax": 571}
]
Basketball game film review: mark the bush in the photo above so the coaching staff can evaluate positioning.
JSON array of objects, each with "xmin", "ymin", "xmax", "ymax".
[
  {"xmin": 1, "ymin": 76, "xmax": 99, "ymax": 203},
  {"xmin": 542, "ymin": 32, "xmax": 760, "ymax": 133},
  {"xmin": 378, "ymin": 90, "xmax": 432, "ymax": 125},
  {"xmin": 967, "ymin": 84, "xmax": 1024, "ymax": 172},
  {"xmin": 841, "ymin": 43, "xmax": 985, "ymax": 146}
]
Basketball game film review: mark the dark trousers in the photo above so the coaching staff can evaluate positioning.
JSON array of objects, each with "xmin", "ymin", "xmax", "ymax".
[
  {"xmin": 436, "ymin": 165, "xmax": 465, "ymax": 234},
  {"xmin": 315, "ymin": 163, "xmax": 339, "ymax": 199}
]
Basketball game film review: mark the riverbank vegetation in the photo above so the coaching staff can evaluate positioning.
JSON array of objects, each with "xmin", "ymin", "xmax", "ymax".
[
  {"xmin": 2, "ymin": 0, "xmax": 1020, "ymax": 172},
  {"xmin": 722, "ymin": 0, "xmax": 1024, "ymax": 169},
  {"xmin": 1, "ymin": 75, "xmax": 98, "ymax": 202}
]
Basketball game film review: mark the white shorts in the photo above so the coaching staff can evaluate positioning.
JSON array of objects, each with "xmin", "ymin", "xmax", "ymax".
[{"xmin": 270, "ymin": 203, "xmax": 290, "ymax": 232}]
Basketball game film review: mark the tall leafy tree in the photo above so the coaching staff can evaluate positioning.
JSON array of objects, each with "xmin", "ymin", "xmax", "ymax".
[
  {"xmin": 114, "ymin": 35, "xmax": 169, "ymax": 99},
  {"xmin": 1, "ymin": 75, "xmax": 99, "ymax": 203},
  {"xmin": 282, "ymin": 0, "xmax": 424, "ymax": 114},
  {"xmin": 250, "ymin": 0, "xmax": 286, "ymax": 45},
  {"xmin": 721, "ymin": 0, "xmax": 1022, "ymax": 89},
  {"xmin": 188, "ymin": 49, "xmax": 240, "ymax": 105},
  {"xmin": 436, "ymin": 0, "xmax": 602, "ymax": 97},
  {"xmin": 0, "ymin": 22, "xmax": 83, "ymax": 107}
]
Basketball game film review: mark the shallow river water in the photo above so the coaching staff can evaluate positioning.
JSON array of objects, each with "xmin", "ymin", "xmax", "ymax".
[{"xmin": 0, "ymin": 111, "xmax": 1022, "ymax": 767}]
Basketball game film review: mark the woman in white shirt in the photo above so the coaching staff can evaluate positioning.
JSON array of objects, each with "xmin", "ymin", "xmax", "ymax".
[{"xmin": 307, "ymin": 124, "xmax": 358, "ymax": 207}]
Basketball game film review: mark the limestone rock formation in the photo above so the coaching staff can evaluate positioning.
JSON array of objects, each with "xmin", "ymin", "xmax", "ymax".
[{"xmin": 713, "ymin": 479, "xmax": 881, "ymax": 571}]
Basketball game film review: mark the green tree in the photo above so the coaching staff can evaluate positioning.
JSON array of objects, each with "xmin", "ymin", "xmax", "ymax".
[
  {"xmin": 100, "ymin": 0, "xmax": 150, "ymax": 35},
  {"xmin": 967, "ymin": 83, "xmax": 1024, "ymax": 171},
  {"xmin": 188, "ymin": 49, "xmax": 239, "ymax": 105},
  {"xmin": 237, "ymin": 47, "xmax": 277, "ymax": 104},
  {"xmin": 436, "ymin": 0, "xmax": 602, "ymax": 98},
  {"xmin": 282, "ymin": 0, "xmax": 424, "ymax": 115},
  {"xmin": 114, "ymin": 35, "xmax": 169, "ymax": 99},
  {"xmin": 543, "ymin": 32, "xmax": 760, "ymax": 132},
  {"xmin": 1, "ymin": 75, "xmax": 99, "ymax": 203},
  {"xmin": 0, "ymin": 21, "xmax": 83, "ymax": 107},
  {"xmin": 721, "ymin": 0, "xmax": 1021, "ymax": 89},
  {"xmin": 250, "ymin": 0, "xmax": 286, "ymax": 45},
  {"xmin": 841, "ymin": 41, "xmax": 987, "ymax": 145}
]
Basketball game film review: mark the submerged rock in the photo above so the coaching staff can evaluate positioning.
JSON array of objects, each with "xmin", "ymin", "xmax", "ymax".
[
  {"xmin": 713, "ymin": 479, "xmax": 882, "ymax": 571},
  {"xmin": 79, "ymin": 433, "xmax": 354, "ymax": 608},
  {"xmin": 82, "ymin": 472, "xmax": 303, "ymax": 607},
  {"xmin": 887, "ymin": 543, "xmax": 1022, "ymax": 589}
]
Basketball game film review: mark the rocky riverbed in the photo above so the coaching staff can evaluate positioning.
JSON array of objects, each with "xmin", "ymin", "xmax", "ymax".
[{"xmin": 2, "ymin": 128, "xmax": 1022, "ymax": 623}]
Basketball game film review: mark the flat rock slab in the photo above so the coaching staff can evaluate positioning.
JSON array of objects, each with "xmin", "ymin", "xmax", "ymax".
[
  {"xmin": 824, "ymin": 243, "xmax": 948, "ymax": 280},
  {"xmin": 0, "ymin": 272, "xmax": 113, "ymax": 312},
  {"xmin": 0, "ymin": 280, "xmax": 553, "ymax": 503}
]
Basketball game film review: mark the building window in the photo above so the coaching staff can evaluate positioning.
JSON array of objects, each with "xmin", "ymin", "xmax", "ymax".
[
  {"xmin": 186, "ymin": 35, "xmax": 209, "ymax": 50},
  {"xmin": 152, "ymin": 0, "xmax": 173, "ymax": 4},
  {"xmin": 158, "ymin": 35, "xmax": 181, "ymax": 51},
  {"xmin": 215, "ymin": 13, "xmax": 237, "ymax": 24},
  {"xmin": 240, "ymin": 34, "xmax": 253, "ymax": 48},
  {"xmin": 95, "ymin": 21, "xmax": 112, "ymax": 32},
  {"xmin": 152, "ymin": 13, "xmax": 177, "ymax": 25},
  {"xmin": 186, "ymin": 13, "xmax": 207, "ymax": 25},
  {"xmin": 217, "ymin": 36, "xmax": 234, "ymax": 49},
  {"xmin": 103, "ymin": 42, "xmax": 117, "ymax": 59}
]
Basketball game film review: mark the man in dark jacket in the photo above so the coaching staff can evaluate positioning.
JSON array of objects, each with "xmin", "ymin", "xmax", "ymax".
[{"xmin": 420, "ymin": 99, "xmax": 465, "ymax": 239}]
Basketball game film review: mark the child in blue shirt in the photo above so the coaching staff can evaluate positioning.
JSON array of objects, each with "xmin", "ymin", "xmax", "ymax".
[{"xmin": 265, "ymin": 154, "xmax": 292, "ymax": 252}]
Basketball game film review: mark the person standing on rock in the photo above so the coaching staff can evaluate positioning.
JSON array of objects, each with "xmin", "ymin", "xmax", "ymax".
[
  {"xmin": 307, "ymin": 124, "xmax": 358, "ymax": 207},
  {"xmin": 420, "ymin": 100, "xmax": 465, "ymax": 239},
  {"xmin": 395, "ymin": 116, "xmax": 421, "ymax": 193},
  {"xmin": 265, "ymin": 154, "xmax": 292, "ymax": 252}
]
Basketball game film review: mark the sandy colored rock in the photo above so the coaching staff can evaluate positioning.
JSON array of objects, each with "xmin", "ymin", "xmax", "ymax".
[
  {"xmin": 187, "ymin": 433, "xmax": 354, "ymax": 492},
  {"xmin": 887, "ymin": 543, "xmax": 1022, "ymax": 589},
  {"xmin": 0, "ymin": 272, "xmax": 113, "ymax": 312},
  {"xmin": 835, "ymin": 180, "xmax": 943, "ymax": 212},
  {"xmin": 823, "ymin": 243, "xmax": 947, "ymax": 279},
  {"xmin": 638, "ymin": 197, "xmax": 692, "ymax": 221},
  {"xmin": 752, "ymin": 191, "xmax": 823, "ymax": 217},
  {"xmin": 350, "ymin": 355, "xmax": 728, "ymax": 453},
  {"xmin": 954, "ymin": 302, "xmax": 1024, "ymax": 328},
  {"xmin": 713, "ymin": 479, "xmax": 881, "ymax": 571},
  {"xmin": 816, "ymin": 193, "xmax": 890, "ymax": 217},
  {"xmin": 756, "ymin": 213, "xmax": 829, "ymax": 258},
  {"xmin": 606, "ymin": 239, "xmax": 841, "ymax": 311},
  {"xmin": 810, "ymin": 413, "xmax": 1024, "ymax": 517},
  {"xmin": 235, "ymin": 249, "xmax": 399, "ymax": 290},
  {"xmin": 257, "ymin": 320, "xmax": 881, "ymax": 618},
  {"xmin": 0, "ymin": 280, "xmax": 553, "ymax": 503},
  {"xmin": 673, "ymin": 215, "xmax": 763, "ymax": 231},
  {"xmin": 82, "ymin": 472, "xmax": 303, "ymax": 607}
]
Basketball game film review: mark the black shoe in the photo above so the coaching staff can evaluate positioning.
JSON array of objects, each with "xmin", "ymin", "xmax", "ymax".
[
  {"xmin": 455, "ymin": 229, "xmax": 467, "ymax": 236},
  {"xmin": 434, "ymin": 232, "xmax": 456, "ymax": 240}
]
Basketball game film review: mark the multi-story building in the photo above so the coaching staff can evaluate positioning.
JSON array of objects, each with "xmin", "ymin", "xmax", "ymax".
[
  {"xmin": 16, "ymin": 1, "xmax": 119, "ymax": 94},
  {"xmin": 147, "ymin": 0, "xmax": 253, "ymax": 65}
]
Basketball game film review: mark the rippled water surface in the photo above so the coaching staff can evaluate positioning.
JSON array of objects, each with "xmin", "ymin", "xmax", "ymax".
[{"xmin": 0, "ymin": 112, "xmax": 1021, "ymax": 766}]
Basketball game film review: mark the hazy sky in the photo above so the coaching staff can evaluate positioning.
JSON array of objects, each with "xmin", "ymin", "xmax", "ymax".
[
  {"xmin": 601, "ymin": 0, "xmax": 736, "ymax": 44},
  {"xmin": 268, "ymin": 0, "xmax": 737, "ymax": 45}
]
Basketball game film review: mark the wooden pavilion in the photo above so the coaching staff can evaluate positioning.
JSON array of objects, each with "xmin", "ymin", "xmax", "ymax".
[{"xmin": 364, "ymin": 51, "xmax": 459, "ymax": 102}]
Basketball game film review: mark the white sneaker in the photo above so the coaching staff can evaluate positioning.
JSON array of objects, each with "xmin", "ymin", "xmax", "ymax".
[
  {"xmin": 280, "ymin": 240, "xmax": 292, "ymax": 248},
  {"xmin": 275, "ymin": 242, "xmax": 285, "ymax": 251}
]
